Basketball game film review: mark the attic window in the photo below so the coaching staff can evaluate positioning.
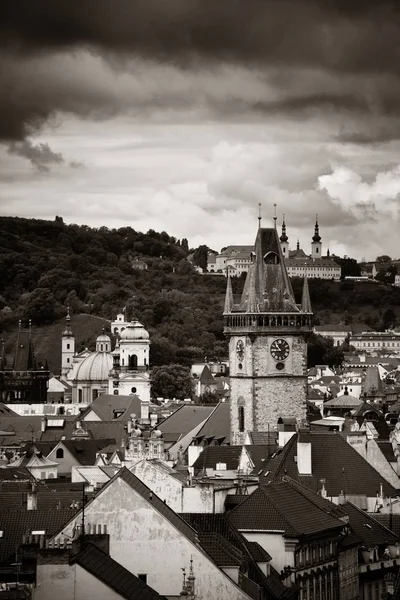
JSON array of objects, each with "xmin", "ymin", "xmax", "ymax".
[
  {"xmin": 0, "ymin": 531, "xmax": 3, "ymax": 538},
  {"xmin": 364, "ymin": 524, "xmax": 372, "ymax": 530},
  {"xmin": 263, "ymin": 471, "xmax": 270, "ymax": 476},
  {"xmin": 264, "ymin": 251, "xmax": 279, "ymax": 265},
  {"xmin": 31, "ymin": 530, "xmax": 46, "ymax": 535}
]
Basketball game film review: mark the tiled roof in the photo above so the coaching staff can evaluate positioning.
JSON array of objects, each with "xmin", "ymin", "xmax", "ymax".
[
  {"xmin": 198, "ymin": 532, "xmax": 244, "ymax": 567},
  {"xmin": 0, "ymin": 480, "xmax": 86, "ymax": 511},
  {"xmin": 257, "ymin": 432, "xmax": 399, "ymax": 498},
  {"xmin": 180, "ymin": 513, "xmax": 291, "ymax": 599},
  {"xmin": 245, "ymin": 445, "xmax": 276, "ymax": 470},
  {"xmin": 323, "ymin": 395, "xmax": 361, "ymax": 408},
  {"xmin": 40, "ymin": 421, "xmax": 127, "ymax": 444},
  {"xmin": 341, "ymin": 502, "xmax": 400, "ymax": 547},
  {"xmin": 58, "ymin": 439, "xmax": 117, "ymax": 465},
  {"xmin": 192, "ymin": 445, "xmax": 242, "ymax": 473},
  {"xmin": 376, "ymin": 441, "xmax": 396, "ymax": 463},
  {"xmin": 248, "ymin": 431, "xmax": 278, "ymax": 446},
  {"xmin": 73, "ymin": 543, "xmax": 166, "ymax": 600},
  {"xmin": 0, "ymin": 508, "xmax": 78, "ymax": 564},
  {"xmin": 0, "ymin": 416, "xmax": 43, "ymax": 445},
  {"xmin": 194, "ymin": 402, "xmax": 230, "ymax": 444},
  {"xmin": 228, "ymin": 480, "xmax": 344, "ymax": 537},
  {"xmin": 81, "ymin": 393, "xmax": 142, "ymax": 421},
  {"xmin": 199, "ymin": 365, "xmax": 215, "ymax": 385},
  {"xmin": 371, "ymin": 514, "xmax": 400, "ymax": 537},
  {"xmin": 157, "ymin": 405, "xmax": 214, "ymax": 442},
  {"xmin": 12, "ymin": 330, "xmax": 36, "ymax": 371},
  {"xmin": 245, "ymin": 541, "xmax": 272, "ymax": 563},
  {"xmin": 0, "ymin": 467, "xmax": 32, "ymax": 481},
  {"xmin": 364, "ymin": 366, "xmax": 383, "ymax": 394}
]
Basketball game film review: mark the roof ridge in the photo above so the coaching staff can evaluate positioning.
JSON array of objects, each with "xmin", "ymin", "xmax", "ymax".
[
  {"xmin": 269, "ymin": 434, "xmax": 297, "ymax": 478},
  {"xmin": 281, "ymin": 476, "xmax": 343, "ymax": 518},
  {"xmin": 259, "ymin": 485, "xmax": 299, "ymax": 535}
]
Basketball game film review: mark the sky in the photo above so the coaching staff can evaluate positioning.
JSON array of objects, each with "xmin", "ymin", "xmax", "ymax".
[{"xmin": 1, "ymin": 1, "xmax": 400, "ymax": 260}]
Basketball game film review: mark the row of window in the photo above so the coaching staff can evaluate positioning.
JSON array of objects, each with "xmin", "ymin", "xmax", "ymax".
[
  {"xmin": 354, "ymin": 341, "xmax": 400, "ymax": 347},
  {"xmin": 295, "ymin": 542, "xmax": 336, "ymax": 568}
]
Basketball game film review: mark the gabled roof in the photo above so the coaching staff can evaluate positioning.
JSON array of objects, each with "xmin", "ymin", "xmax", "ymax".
[
  {"xmin": 341, "ymin": 502, "xmax": 400, "ymax": 547},
  {"xmin": 0, "ymin": 480, "xmax": 86, "ymax": 511},
  {"xmin": 180, "ymin": 513, "xmax": 291, "ymax": 599},
  {"xmin": 364, "ymin": 366, "xmax": 383, "ymax": 394},
  {"xmin": 198, "ymin": 532, "xmax": 245, "ymax": 567},
  {"xmin": 199, "ymin": 365, "xmax": 216, "ymax": 385},
  {"xmin": 81, "ymin": 393, "xmax": 142, "ymax": 421},
  {"xmin": 245, "ymin": 445, "xmax": 276, "ymax": 471},
  {"xmin": 57, "ymin": 439, "xmax": 117, "ymax": 465},
  {"xmin": 73, "ymin": 544, "xmax": 166, "ymax": 600},
  {"xmin": 247, "ymin": 431, "xmax": 278, "ymax": 446},
  {"xmin": 0, "ymin": 508, "xmax": 78, "ymax": 565},
  {"xmin": 257, "ymin": 432, "xmax": 398, "ymax": 498},
  {"xmin": 13, "ymin": 330, "xmax": 36, "ymax": 371},
  {"xmin": 323, "ymin": 395, "xmax": 361, "ymax": 408},
  {"xmin": 192, "ymin": 446, "xmax": 243, "ymax": 473},
  {"xmin": 40, "ymin": 421, "xmax": 127, "ymax": 444},
  {"xmin": 228, "ymin": 480, "xmax": 344, "ymax": 537},
  {"xmin": 0, "ymin": 416, "xmax": 43, "ymax": 445},
  {"xmin": 157, "ymin": 405, "xmax": 214, "ymax": 443},
  {"xmin": 53, "ymin": 468, "xmax": 198, "ymax": 546},
  {"xmin": 194, "ymin": 402, "xmax": 230, "ymax": 444}
]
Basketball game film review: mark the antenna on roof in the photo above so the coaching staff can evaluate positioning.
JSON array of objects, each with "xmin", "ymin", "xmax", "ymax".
[
  {"xmin": 258, "ymin": 203, "xmax": 262, "ymax": 229},
  {"xmin": 273, "ymin": 204, "xmax": 277, "ymax": 229}
]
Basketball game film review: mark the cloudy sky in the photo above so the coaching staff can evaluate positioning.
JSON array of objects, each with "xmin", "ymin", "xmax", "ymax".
[{"xmin": 1, "ymin": 0, "xmax": 400, "ymax": 260}]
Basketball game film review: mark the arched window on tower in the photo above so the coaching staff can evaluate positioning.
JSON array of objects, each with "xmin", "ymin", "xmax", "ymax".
[
  {"xmin": 129, "ymin": 354, "xmax": 138, "ymax": 369},
  {"xmin": 264, "ymin": 251, "xmax": 279, "ymax": 265},
  {"xmin": 238, "ymin": 406, "xmax": 245, "ymax": 432}
]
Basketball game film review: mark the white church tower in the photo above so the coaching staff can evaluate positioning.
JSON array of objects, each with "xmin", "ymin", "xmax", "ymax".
[
  {"xmin": 61, "ymin": 309, "xmax": 75, "ymax": 378},
  {"xmin": 108, "ymin": 319, "xmax": 151, "ymax": 405},
  {"xmin": 311, "ymin": 215, "xmax": 322, "ymax": 258}
]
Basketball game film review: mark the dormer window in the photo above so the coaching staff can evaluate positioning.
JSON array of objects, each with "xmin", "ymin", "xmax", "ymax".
[{"xmin": 264, "ymin": 251, "xmax": 279, "ymax": 265}]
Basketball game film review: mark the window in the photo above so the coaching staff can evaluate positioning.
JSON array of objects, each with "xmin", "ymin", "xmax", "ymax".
[
  {"xmin": 56, "ymin": 448, "xmax": 64, "ymax": 459},
  {"xmin": 138, "ymin": 574, "xmax": 147, "ymax": 584},
  {"xmin": 131, "ymin": 387, "xmax": 137, "ymax": 393},
  {"xmin": 238, "ymin": 406, "xmax": 245, "ymax": 432},
  {"xmin": 129, "ymin": 354, "xmax": 138, "ymax": 369},
  {"xmin": 78, "ymin": 389, "xmax": 83, "ymax": 403},
  {"xmin": 113, "ymin": 390, "xmax": 119, "ymax": 395},
  {"xmin": 67, "ymin": 343, "xmax": 70, "ymax": 350},
  {"xmin": 67, "ymin": 358, "xmax": 70, "ymax": 363}
]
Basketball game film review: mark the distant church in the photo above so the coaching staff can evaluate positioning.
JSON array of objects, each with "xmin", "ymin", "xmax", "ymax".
[
  {"xmin": 207, "ymin": 216, "xmax": 341, "ymax": 280},
  {"xmin": 62, "ymin": 311, "xmax": 151, "ymax": 405},
  {"xmin": 0, "ymin": 322, "xmax": 50, "ymax": 403},
  {"xmin": 223, "ymin": 225, "xmax": 313, "ymax": 444}
]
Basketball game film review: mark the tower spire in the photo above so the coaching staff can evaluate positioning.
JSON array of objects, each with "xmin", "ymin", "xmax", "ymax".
[
  {"xmin": 224, "ymin": 273, "xmax": 233, "ymax": 313},
  {"xmin": 258, "ymin": 203, "xmax": 262, "ymax": 230},
  {"xmin": 297, "ymin": 238, "xmax": 300, "ymax": 251},
  {"xmin": 301, "ymin": 276, "xmax": 312, "ymax": 313},
  {"xmin": 280, "ymin": 214, "xmax": 288, "ymax": 243},
  {"xmin": 312, "ymin": 214, "xmax": 321, "ymax": 242},
  {"xmin": 273, "ymin": 203, "xmax": 277, "ymax": 229}
]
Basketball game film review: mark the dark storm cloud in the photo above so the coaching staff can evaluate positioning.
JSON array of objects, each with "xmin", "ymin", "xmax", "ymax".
[
  {"xmin": 2, "ymin": 0, "xmax": 400, "ymax": 144},
  {"xmin": 8, "ymin": 140, "xmax": 64, "ymax": 171}
]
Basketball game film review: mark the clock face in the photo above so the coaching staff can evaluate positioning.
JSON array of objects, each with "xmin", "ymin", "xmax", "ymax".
[
  {"xmin": 236, "ymin": 339, "xmax": 245, "ymax": 361},
  {"xmin": 270, "ymin": 338, "xmax": 290, "ymax": 361}
]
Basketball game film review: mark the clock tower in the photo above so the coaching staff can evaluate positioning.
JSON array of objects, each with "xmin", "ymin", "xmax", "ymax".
[{"xmin": 224, "ymin": 227, "xmax": 313, "ymax": 444}]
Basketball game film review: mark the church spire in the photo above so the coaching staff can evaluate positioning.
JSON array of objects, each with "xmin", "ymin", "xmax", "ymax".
[
  {"xmin": 301, "ymin": 276, "xmax": 312, "ymax": 313},
  {"xmin": 62, "ymin": 306, "xmax": 73, "ymax": 337},
  {"xmin": 280, "ymin": 214, "xmax": 288, "ymax": 243},
  {"xmin": 312, "ymin": 214, "xmax": 321, "ymax": 242},
  {"xmin": 224, "ymin": 273, "xmax": 233, "ymax": 313},
  {"xmin": 297, "ymin": 238, "xmax": 300, "ymax": 251}
]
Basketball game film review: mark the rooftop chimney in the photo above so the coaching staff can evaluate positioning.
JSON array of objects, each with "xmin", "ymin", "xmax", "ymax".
[
  {"xmin": 27, "ymin": 481, "xmax": 37, "ymax": 510},
  {"xmin": 141, "ymin": 401, "xmax": 149, "ymax": 423},
  {"xmin": 297, "ymin": 429, "xmax": 312, "ymax": 475}
]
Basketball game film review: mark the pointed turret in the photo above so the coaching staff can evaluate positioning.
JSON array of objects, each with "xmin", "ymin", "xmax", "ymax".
[
  {"xmin": 280, "ymin": 215, "xmax": 289, "ymax": 257},
  {"xmin": 301, "ymin": 277, "xmax": 312, "ymax": 313},
  {"xmin": 280, "ymin": 215, "xmax": 288, "ymax": 243},
  {"xmin": 239, "ymin": 228, "xmax": 298, "ymax": 313},
  {"xmin": 312, "ymin": 215, "xmax": 321, "ymax": 242},
  {"xmin": 61, "ymin": 307, "xmax": 76, "ymax": 378},
  {"xmin": 62, "ymin": 307, "xmax": 73, "ymax": 337},
  {"xmin": 223, "ymin": 273, "xmax": 234, "ymax": 313},
  {"xmin": 311, "ymin": 214, "xmax": 322, "ymax": 258},
  {"xmin": 297, "ymin": 239, "xmax": 300, "ymax": 251}
]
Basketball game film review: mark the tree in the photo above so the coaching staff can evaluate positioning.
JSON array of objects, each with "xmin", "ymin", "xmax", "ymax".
[
  {"xmin": 192, "ymin": 245, "xmax": 209, "ymax": 271},
  {"xmin": 151, "ymin": 365, "xmax": 194, "ymax": 400},
  {"xmin": 376, "ymin": 255, "xmax": 392, "ymax": 263},
  {"xmin": 198, "ymin": 390, "xmax": 219, "ymax": 404},
  {"xmin": 307, "ymin": 333, "xmax": 344, "ymax": 368}
]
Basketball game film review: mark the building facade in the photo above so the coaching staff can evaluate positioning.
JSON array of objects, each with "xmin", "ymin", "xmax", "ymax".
[
  {"xmin": 350, "ymin": 331, "xmax": 400, "ymax": 354},
  {"xmin": 224, "ymin": 226, "xmax": 313, "ymax": 444}
]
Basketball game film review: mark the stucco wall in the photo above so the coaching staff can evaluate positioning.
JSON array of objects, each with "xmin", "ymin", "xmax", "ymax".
[
  {"xmin": 35, "ymin": 563, "xmax": 122, "ymax": 600},
  {"xmin": 47, "ymin": 444, "xmax": 81, "ymax": 476},
  {"xmin": 241, "ymin": 532, "xmax": 289, "ymax": 572},
  {"xmin": 56, "ymin": 477, "xmax": 252, "ymax": 600}
]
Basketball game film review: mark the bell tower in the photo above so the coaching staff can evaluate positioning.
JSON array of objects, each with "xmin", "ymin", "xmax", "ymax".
[
  {"xmin": 279, "ymin": 214, "xmax": 289, "ymax": 258},
  {"xmin": 224, "ymin": 227, "xmax": 313, "ymax": 444},
  {"xmin": 61, "ymin": 308, "xmax": 75, "ymax": 378},
  {"xmin": 311, "ymin": 215, "xmax": 322, "ymax": 258}
]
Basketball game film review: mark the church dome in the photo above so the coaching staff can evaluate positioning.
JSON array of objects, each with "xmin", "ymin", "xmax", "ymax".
[
  {"xmin": 120, "ymin": 321, "xmax": 149, "ymax": 341},
  {"xmin": 96, "ymin": 333, "xmax": 111, "ymax": 344},
  {"xmin": 74, "ymin": 351, "xmax": 113, "ymax": 382}
]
